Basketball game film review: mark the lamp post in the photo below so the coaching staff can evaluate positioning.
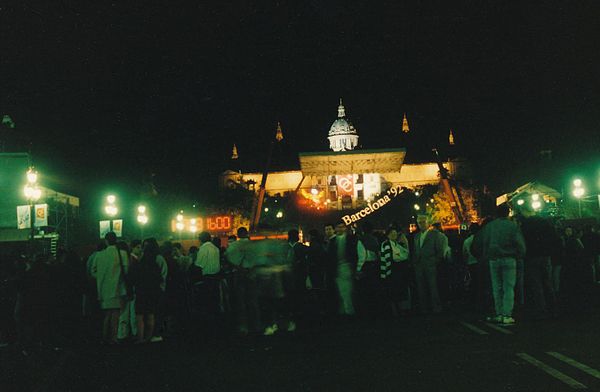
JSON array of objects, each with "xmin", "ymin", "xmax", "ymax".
[
  {"xmin": 176, "ymin": 212, "xmax": 184, "ymax": 240},
  {"xmin": 105, "ymin": 195, "xmax": 118, "ymax": 218},
  {"xmin": 104, "ymin": 195, "xmax": 118, "ymax": 232},
  {"xmin": 137, "ymin": 205, "xmax": 148, "ymax": 238},
  {"xmin": 24, "ymin": 168, "xmax": 41, "ymax": 258},
  {"xmin": 572, "ymin": 179, "xmax": 585, "ymax": 218}
]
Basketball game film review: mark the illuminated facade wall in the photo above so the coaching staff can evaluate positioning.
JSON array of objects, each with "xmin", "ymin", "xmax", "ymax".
[
  {"xmin": 220, "ymin": 151, "xmax": 462, "ymax": 210},
  {"xmin": 220, "ymin": 170, "xmax": 304, "ymax": 195}
]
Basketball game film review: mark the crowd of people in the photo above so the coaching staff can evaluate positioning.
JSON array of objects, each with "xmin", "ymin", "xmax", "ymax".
[{"xmin": 1, "ymin": 204, "xmax": 600, "ymax": 349}]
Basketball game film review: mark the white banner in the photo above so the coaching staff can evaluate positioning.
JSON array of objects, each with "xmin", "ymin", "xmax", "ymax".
[
  {"xmin": 34, "ymin": 204, "xmax": 48, "ymax": 227},
  {"xmin": 99, "ymin": 220, "xmax": 111, "ymax": 238},
  {"xmin": 17, "ymin": 205, "xmax": 31, "ymax": 229}
]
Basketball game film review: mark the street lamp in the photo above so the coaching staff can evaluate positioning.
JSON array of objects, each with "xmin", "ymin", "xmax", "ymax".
[
  {"xmin": 572, "ymin": 179, "xmax": 585, "ymax": 217},
  {"xmin": 189, "ymin": 218, "xmax": 197, "ymax": 234},
  {"xmin": 176, "ymin": 212, "xmax": 184, "ymax": 239},
  {"xmin": 105, "ymin": 195, "xmax": 118, "ymax": 217},
  {"xmin": 413, "ymin": 204, "xmax": 421, "ymax": 211},
  {"xmin": 137, "ymin": 205, "xmax": 148, "ymax": 238},
  {"xmin": 276, "ymin": 211, "xmax": 284, "ymax": 219},
  {"xmin": 24, "ymin": 168, "xmax": 42, "ymax": 258}
]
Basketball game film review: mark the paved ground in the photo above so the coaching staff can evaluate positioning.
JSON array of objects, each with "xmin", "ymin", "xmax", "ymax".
[{"xmin": 4, "ymin": 304, "xmax": 600, "ymax": 392}]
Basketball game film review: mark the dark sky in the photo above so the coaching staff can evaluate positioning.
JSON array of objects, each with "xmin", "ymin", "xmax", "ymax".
[{"xmin": 2, "ymin": 1, "xmax": 599, "ymax": 201}]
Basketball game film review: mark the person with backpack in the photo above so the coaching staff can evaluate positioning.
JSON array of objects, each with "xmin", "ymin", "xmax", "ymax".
[{"xmin": 129, "ymin": 238, "xmax": 164, "ymax": 344}]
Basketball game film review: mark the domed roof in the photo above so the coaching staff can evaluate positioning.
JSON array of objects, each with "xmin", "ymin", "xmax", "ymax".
[{"xmin": 328, "ymin": 99, "xmax": 358, "ymax": 137}]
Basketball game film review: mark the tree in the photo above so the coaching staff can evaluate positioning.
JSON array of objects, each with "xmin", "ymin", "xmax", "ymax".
[{"xmin": 426, "ymin": 184, "xmax": 479, "ymax": 225}]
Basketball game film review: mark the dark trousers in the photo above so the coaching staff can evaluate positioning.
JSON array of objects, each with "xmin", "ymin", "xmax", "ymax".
[
  {"xmin": 356, "ymin": 262, "xmax": 380, "ymax": 317},
  {"xmin": 525, "ymin": 256, "xmax": 555, "ymax": 315},
  {"xmin": 233, "ymin": 269, "xmax": 261, "ymax": 332},
  {"xmin": 291, "ymin": 264, "xmax": 307, "ymax": 318}
]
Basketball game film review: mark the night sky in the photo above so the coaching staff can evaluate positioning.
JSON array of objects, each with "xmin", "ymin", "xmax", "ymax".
[{"xmin": 2, "ymin": 2, "xmax": 599, "ymax": 202}]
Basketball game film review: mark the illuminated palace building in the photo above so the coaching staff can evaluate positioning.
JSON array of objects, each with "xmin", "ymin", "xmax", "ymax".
[{"xmin": 221, "ymin": 100, "xmax": 467, "ymax": 211}]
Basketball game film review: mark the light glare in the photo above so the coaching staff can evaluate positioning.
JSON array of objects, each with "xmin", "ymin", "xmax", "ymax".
[
  {"xmin": 573, "ymin": 188, "xmax": 585, "ymax": 198},
  {"xmin": 27, "ymin": 169, "xmax": 38, "ymax": 184}
]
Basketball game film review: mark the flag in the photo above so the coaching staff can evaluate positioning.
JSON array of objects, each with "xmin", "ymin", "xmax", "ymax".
[
  {"xmin": 17, "ymin": 205, "xmax": 31, "ymax": 229},
  {"xmin": 99, "ymin": 220, "xmax": 111, "ymax": 238},
  {"xmin": 112, "ymin": 219, "xmax": 123, "ymax": 237},
  {"xmin": 34, "ymin": 204, "xmax": 48, "ymax": 227},
  {"xmin": 336, "ymin": 174, "xmax": 354, "ymax": 196}
]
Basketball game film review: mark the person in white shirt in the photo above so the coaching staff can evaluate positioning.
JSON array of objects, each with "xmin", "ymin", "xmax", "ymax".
[
  {"xmin": 224, "ymin": 227, "xmax": 259, "ymax": 335},
  {"xmin": 196, "ymin": 232, "xmax": 221, "ymax": 276},
  {"xmin": 91, "ymin": 232, "xmax": 129, "ymax": 345}
]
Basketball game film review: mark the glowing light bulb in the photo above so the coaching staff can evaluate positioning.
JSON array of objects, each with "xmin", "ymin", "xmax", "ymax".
[{"xmin": 27, "ymin": 169, "xmax": 38, "ymax": 184}]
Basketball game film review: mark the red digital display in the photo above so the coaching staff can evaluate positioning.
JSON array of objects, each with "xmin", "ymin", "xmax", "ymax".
[
  {"xmin": 171, "ymin": 215, "xmax": 232, "ymax": 233},
  {"xmin": 206, "ymin": 216, "xmax": 232, "ymax": 231}
]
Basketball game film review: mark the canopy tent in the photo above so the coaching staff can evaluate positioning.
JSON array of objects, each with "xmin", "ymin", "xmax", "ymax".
[{"xmin": 496, "ymin": 181, "xmax": 561, "ymax": 206}]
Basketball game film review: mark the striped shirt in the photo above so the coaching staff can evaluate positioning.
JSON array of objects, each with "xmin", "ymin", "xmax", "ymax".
[{"xmin": 380, "ymin": 240, "xmax": 409, "ymax": 279}]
